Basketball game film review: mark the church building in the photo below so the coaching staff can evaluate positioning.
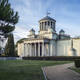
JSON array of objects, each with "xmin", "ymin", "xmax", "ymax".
[{"xmin": 17, "ymin": 15, "xmax": 80, "ymax": 57}]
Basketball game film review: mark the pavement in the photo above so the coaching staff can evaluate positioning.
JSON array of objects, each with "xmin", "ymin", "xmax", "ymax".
[{"xmin": 43, "ymin": 63, "xmax": 80, "ymax": 80}]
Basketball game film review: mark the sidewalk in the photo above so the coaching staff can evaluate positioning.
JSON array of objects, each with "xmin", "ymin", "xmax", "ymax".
[{"xmin": 43, "ymin": 63, "xmax": 80, "ymax": 80}]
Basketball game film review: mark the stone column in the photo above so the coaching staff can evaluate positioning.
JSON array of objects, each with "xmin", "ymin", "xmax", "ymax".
[
  {"xmin": 48, "ymin": 44, "xmax": 50, "ymax": 56},
  {"xmin": 30, "ymin": 44, "xmax": 32, "ymax": 56},
  {"xmin": 29, "ymin": 44, "xmax": 31, "ymax": 56},
  {"xmin": 43, "ymin": 22, "xmax": 44, "ymax": 30},
  {"xmin": 42, "ymin": 42, "xmax": 45, "ymax": 56},
  {"xmin": 52, "ymin": 22, "xmax": 55, "ymax": 31},
  {"xmin": 25, "ymin": 43, "xmax": 28, "ymax": 56},
  {"xmin": 46, "ymin": 21, "xmax": 48, "ymax": 30},
  {"xmin": 40, "ymin": 23, "xmax": 41, "ymax": 30},
  {"xmin": 27, "ymin": 44, "xmax": 29, "ymax": 56},
  {"xmin": 32, "ymin": 43, "xmax": 34, "ymax": 56},
  {"xmin": 49, "ymin": 21, "xmax": 51, "ymax": 28},
  {"xmin": 23, "ymin": 43, "xmax": 26, "ymax": 57},
  {"xmin": 44, "ymin": 44, "xmax": 46, "ymax": 56},
  {"xmin": 27, "ymin": 44, "xmax": 28, "ymax": 56},
  {"xmin": 45, "ymin": 22, "xmax": 46, "ymax": 30},
  {"xmin": 28, "ymin": 44, "xmax": 30, "ymax": 56},
  {"xmin": 35, "ymin": 43, "xmax": 36, "ymax": 56},
  {"xmin": 41, "ymin": 22, "xmax": 43, "ymax": 30},
  {"xmin": 38, "ymin": 43, "xmax": 40, "ymax": 56},
  {"xmin": 24, "ymin": 43, "xmax": 27, "ymax": 56}
]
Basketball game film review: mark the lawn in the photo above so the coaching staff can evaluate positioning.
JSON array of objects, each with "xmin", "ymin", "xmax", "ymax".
[
  {"xmin": 70, "ymin": 67, "xmax": 80, "ymax": 74},
  {"xmin": 0, "ymin": 60, "xmax": 71, "ymax": 80}
]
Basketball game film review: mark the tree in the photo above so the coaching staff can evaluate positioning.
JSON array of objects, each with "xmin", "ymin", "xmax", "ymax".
[
  {"xmin": 5, "ymin": 33, "xmax": 16, "ymax": 56},
  {"xmin": 0, "ymin": 0, "xmax": 19, "ymax": 56},
  {"xmin": 0, "ymin": 0, "xmax": 19, "ymax": 35}
]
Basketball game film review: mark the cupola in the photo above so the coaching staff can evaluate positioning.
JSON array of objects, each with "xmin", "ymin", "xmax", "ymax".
[
  {"xmin": 59, "ymin": 29, "xmax": 65, "ymax": 35},
  {"xmin": 29, "ymin": 28, "xmax": 35, "ymax": 35},
  {"xmin": 39, "ymin": 16, "xmax": 56, "ymax": 32}
]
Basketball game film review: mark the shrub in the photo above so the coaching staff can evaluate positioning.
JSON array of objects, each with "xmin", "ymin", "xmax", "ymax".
[{"xmin": 74, "ymin": 59, "xmax": 80, "ymax": 68}]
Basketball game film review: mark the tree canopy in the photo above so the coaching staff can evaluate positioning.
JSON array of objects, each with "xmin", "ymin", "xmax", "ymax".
[
  {"xmin": 0, "ymin": 0, "xmax": 19, "ymax": 56},
  {"xmin": 0, "ymin": 0, "xmax": 19, "ymax": 35}
]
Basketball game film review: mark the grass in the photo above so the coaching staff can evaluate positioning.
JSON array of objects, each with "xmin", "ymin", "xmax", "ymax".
[
  {"xmin": 70, "ymin": 67, "xmax": 80, "ymax": 74},
  {"xmin": 0, "ymin": 60, "xmax": 71, "ymax": 80}
]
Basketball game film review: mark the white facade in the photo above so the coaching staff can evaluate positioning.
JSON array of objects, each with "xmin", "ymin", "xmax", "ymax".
[{"xmin": 17, "ymin": 16, "xmax": 80, "ymax": 57}]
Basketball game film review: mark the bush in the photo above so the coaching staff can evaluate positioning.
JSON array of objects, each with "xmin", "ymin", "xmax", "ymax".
[
  {"xmin": 23, "ymin": 56, "xmax": 80, "ymax": 61},
  {"xmin": 74, "ymin": 59, "xmax": 80, "ymax": 68}
]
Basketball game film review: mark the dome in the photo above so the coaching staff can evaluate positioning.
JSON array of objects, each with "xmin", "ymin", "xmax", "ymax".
[
  {"xmin": 59, "ymin": 29, "xmax": 65, "ymax": 33},
  {"xmin": 39, "ymin": 16, "xmax": 56, "ymax": 22},
  {"xmin": 30, "ymin": 28, "xmax": 35, "ymax": 32},
  {"xmin": 29, "ymin": 28, "xmax": 35, "ymax": 35},
  {"xmin": 59, "ymin": 29, "xmax": 65, "ymax": 35}
]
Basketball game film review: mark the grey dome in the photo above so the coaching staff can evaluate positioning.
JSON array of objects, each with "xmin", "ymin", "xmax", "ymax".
[
  {"xmin": 59, "ymin": 29, "xmax": 65, "ymax": 33},
  {"xmin": 39, "ymin": 16, "xmax": 56, "ymax": 22},
  {"xmin": 30, "ymin": 28, "xmax": 35, "ymax": 32}
]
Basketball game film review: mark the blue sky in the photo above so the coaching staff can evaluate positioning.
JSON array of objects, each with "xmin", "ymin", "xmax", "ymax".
[{"xmin": 9, "ymin": 0, "xmax": 80, "ymax": 43}]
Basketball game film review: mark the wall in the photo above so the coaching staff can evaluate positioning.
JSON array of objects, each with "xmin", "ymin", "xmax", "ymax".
[
  {"xmin": 18, "ymin": 43, "xmax": 24, "ymax": 57},
  {"xmin": 73, "ymin": 39, "xmax": 80, "ymax": 56},
  {"xmin": 50, "ymin": 40, "xmax": 56, "ymax": 56},
  {"xmin": 57, "ymin": 39, "xmax": 80, "ymax": 56},
  {"xmin": 18, "ymin": 38, "xmax": 80, "ymax": 57}
]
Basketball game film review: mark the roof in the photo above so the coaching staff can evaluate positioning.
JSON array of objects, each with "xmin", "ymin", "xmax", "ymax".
[
  {"xmin": 30, "ymin": 28, "xmax": 35, "ymax": 32},
  {"xmin": 59, "ymin": 29, "xmax": 65, "ymax": 33},
  {"xmin": 39, "ymin": 16, "xmax": 56, "ymax": 22}
]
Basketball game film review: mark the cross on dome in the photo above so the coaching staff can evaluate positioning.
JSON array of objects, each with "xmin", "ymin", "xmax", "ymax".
[{"xmin": 46, "ymin": 11, "xmax": 51, "ymax": 16}]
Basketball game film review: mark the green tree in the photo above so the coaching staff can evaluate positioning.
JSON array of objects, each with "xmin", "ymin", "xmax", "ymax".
[
  {"xmin": 0, "ymin": 0, "xmax": 19, "ymax": 56},
  {"xmin": 5, "ymin": 33, "xmax": 16, "ymax": 56},
  {"xmin": 0, "ymin": 0, "xmax": 19, "ymax": 35}
]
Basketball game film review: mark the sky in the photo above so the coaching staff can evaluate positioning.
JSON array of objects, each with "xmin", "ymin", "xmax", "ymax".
[{"xmin": 9, "ymin": 0, "xmax": 80, "ymax": 43}]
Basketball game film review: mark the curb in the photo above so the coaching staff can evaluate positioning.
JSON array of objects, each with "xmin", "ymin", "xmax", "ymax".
[{"xmin": 42, "ymin": 67, "xmax": 48, "ymax": 80}]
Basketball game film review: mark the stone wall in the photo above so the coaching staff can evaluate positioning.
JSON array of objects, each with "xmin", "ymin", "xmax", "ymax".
[
  {"xmin": 18, "ymin": 38, "xmax": 80, "ymax": 57},
  {"xmin": 18, "ymin": 43, "xmax": 24, "ymax": 56},
  {"xmin": 57, "ymin": 39, "xmax": 80, "ymax": 56}
]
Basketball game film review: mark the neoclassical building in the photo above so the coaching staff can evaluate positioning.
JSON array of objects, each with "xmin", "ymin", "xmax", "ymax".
[{"xmin": 17, "ymin": 15, "xmax": 80, "ymax": 57}]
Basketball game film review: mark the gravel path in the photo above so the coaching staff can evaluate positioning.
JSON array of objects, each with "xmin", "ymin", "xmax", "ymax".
[{"xmin": 43, "ymin": 63, "xmax": 80, "ymax": 80}]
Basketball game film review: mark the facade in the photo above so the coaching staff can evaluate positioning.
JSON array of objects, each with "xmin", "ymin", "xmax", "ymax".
[{"xmin": 17, "ymin": 16, "xmax": 80, "ymax": 57}]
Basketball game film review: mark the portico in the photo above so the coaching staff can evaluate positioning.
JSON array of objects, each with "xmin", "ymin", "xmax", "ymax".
[{"xmin": 23, "ymin": 38, "xmax": 50, "ymax": 57}]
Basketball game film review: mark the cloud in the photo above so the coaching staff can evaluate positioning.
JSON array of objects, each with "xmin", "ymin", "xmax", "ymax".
[
  {"xmin": 9, "ymin": 0, "xmax": 80, "ymax": 43},
  {"xmin": 13, "ymin": 26, "xmax": 29, "ymax": 43}
]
